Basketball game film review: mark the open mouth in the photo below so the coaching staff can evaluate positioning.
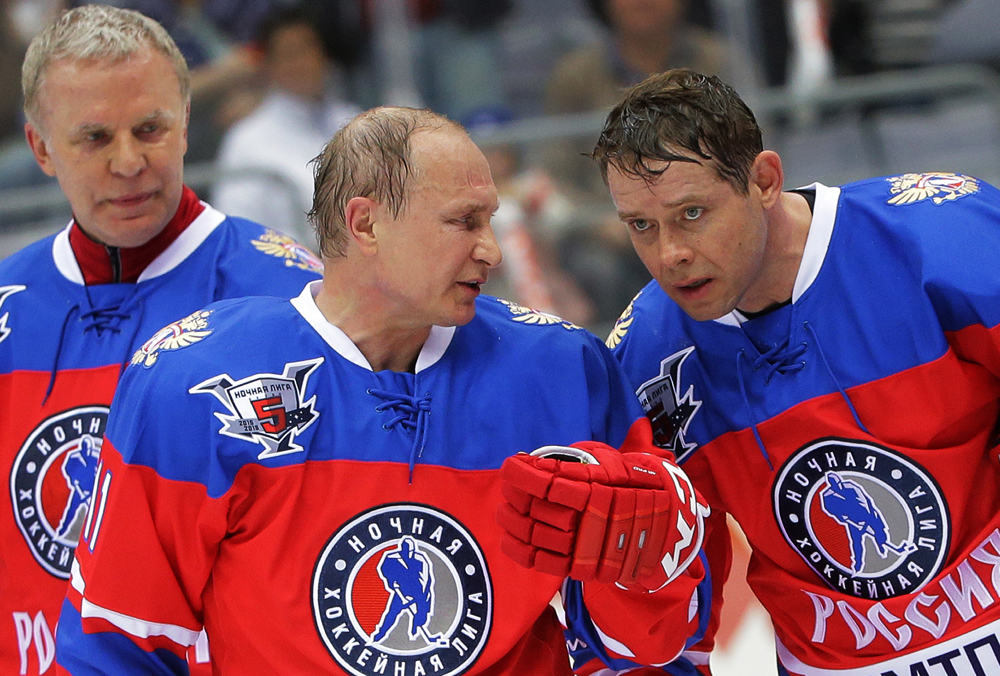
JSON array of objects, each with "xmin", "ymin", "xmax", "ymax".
[{"xmin": 679, "ymin": 279, "xmax": 710, "ymax": 290}]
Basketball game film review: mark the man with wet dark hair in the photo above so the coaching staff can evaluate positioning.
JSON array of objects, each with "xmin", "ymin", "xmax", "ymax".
[{"xmin": 602, "ymin": 67, "xmax": 1000, "ymax": 676}]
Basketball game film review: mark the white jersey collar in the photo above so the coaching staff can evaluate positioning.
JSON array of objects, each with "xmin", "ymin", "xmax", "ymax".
[
  {"xmin": 291, "ymin": 281, "xmax": 456, "ymax": 373},
  {"xmin": 717, "ymin": 182, "xmax": 840, "ymax": 327},
  {"xmin": 51, "ymin": 202, "xmax": 226, "ymax": 286}
]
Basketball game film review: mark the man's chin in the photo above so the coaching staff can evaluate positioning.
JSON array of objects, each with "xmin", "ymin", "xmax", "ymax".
[{"xmin": 93, "ymin": 215, "xmax": 169, "ymax": 248}]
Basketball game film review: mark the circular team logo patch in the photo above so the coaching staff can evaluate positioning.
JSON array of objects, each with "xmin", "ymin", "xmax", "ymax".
[
  {"xmin": 10, "ymin": 406, "xmax": 108, "ymax": 578},
  {"xmin": 773, "ymin": 438, "xmax": 949, "ymax": 600},
  {"xmin": 312, "ymin": 504, "xmax": 492, "ymax": 676}
]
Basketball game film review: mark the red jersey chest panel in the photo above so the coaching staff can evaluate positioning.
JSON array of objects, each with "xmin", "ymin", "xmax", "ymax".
[{"xmin": 0, "ymin": 367, "xmax": 117, "ymax": 675}]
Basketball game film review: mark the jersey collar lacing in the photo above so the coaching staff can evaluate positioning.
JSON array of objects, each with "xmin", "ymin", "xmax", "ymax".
[
  {"xmin": 736, "ymin": 320, "xmax": 871, "ymax": 471},
  {"xmin": 43, "ymin": 187, "xmax": 202, "ymax": 404},
  {"xmin": 367, "ymin": 387, "xmax": 433, "ymax": 483}
]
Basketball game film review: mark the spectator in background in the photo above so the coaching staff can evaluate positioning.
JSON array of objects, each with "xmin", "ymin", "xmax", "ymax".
[
  {"xmin": 463, "ymin": 106, "xmax": 595, "ymax": 328},
  {"xmin": 0, "ymin": 0, "xmax": 61, "ymax": 195},
  {"xmin": 545, "ymin": 0, "xmax": 730, "ymax": 197},
  {"xmin": 1, "ymin": 2, "xmax": 25, "ymax": 143},
  {"xmin": 542, "ymin": 0, "xmax": 729, "ymax": 332},
  {"xmin": 411, "ymin": 0, "xmax": 513, "ymax": 121},
  {"xmin": 212, "ymin": 4, "xmax": 360, "ymax": 245}
]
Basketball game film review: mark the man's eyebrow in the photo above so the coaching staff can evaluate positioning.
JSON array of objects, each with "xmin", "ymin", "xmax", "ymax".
[
  {"xmin": 449, "ymin": 199, "xmax": 498, "ymax": 214},
  {"xmin": 72, "ymin": 122, "xmax": 107, "ymax": 136},
  {"xmin": 135, "ymin": 109, "xmax": 172, "ymax": 125},
  {"xmin": 71, "ymin": 110, "xmax": 172, "ymax": 137}
]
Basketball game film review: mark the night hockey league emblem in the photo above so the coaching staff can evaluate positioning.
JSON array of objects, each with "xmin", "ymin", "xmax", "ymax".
[
  {"xmin": 0, "ymin": 284, "xmax": 25, "ymax": 344},
  {"xmin": 774, "ymin": 438, "xmax": 950, "ymax": 601},
  {"xmin": 313, "ymin": 504, "xmax": 492, "ymax": 676},
  {"xmin": 10, "ymin": 406, "xmax": 107, "ymax": 578},
  {"xmin": 252, "ymin": 229, "xmax": 324, "ymax": 273},
  {"xmin": 636, "ymin": 346, "xmax": 702, "ymax": 460},
  {"xmin": 191, "ymin": 358, "xmax": 323, "ymax": 459},
  {"xmin": 886, "ymin": 172, "xmax": 979, "ymax": 206},
  {"xmin": 130, "ymin": 310, "xmax": 213, "ymax": 368},
  {"xmin": 497, "ymin": 298, "xmax": 581, "ymax": 330}
]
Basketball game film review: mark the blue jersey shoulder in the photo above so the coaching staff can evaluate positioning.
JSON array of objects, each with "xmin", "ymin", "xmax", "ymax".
[
  {"xmin": 216, "ymin": 217, "xmax": 324, "ymax": 276},
  {"xmin": 0, "ymin": 231, "xmax": 60, "ymax": 283},
  {"xmin": 837, "ymin": 173, "xmax": 1000, "ymax": 330}
]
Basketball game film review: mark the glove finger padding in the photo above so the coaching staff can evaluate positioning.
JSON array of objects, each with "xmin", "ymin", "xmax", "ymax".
[{"xmin": 496, "ymin": 419, "xmax": 711, "ymax": 590}]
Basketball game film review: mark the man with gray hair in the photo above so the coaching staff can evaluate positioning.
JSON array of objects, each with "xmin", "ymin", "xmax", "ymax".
[
  {"xmin": 55, "ymin": 105, "xmax": 714, "ymax": 674},
  {"xmin": 0, "ymin": 6, "xmax": 321, "ymax": 674}
]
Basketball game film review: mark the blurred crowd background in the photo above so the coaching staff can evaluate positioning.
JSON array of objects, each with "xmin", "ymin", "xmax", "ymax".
[
  {"xmin": 7, "ymin": 2, "xmax": 999, "ymax": 672},
  {"xmin": 3, "ymin": 0, "xmax": 1000, "ymax": 340}
]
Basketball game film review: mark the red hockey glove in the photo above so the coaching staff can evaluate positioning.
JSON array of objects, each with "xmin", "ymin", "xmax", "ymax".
[{"xmin": 497, "ymin": 419, "xmax": 709, "ymax": 590}]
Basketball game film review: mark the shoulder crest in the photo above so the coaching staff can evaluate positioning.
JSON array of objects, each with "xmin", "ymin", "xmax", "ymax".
[
  {"xmin": 252, "ymin": 229, "xmax": 324, "ymax": 273},
  {"xmin": 130, "ymin": 310, "xmax": 213, "ymax": 368},
  {"xmin": 886, "ymin": 172, "xmax": 979, "ymax": 206},
  {"xmin": 496, "ymin": 299, "xmax": 582, "ymax": 331}
]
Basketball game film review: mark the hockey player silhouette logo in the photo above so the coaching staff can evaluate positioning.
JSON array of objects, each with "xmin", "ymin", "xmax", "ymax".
[
  {"xmin": 313, "ymin": 504, "xmax": 492, "ymax": 676},
  {"xmin": 55, "ymin": 435, "xmax": 101, "ymax": 540},
  {"xmin": 774, "ymin": 438, "xmax": 949, "ymax": 600},
  {"xmin": 10, "ymin": 406, "xmax": 108, "ymax": 578},
  {"xmin": 370, "ymin": 536, "xmax": 449, "ymax": 647},
  {"xmin": 820, "ymin": 472, "xmax": 917, "ymax": 574},
  {"xmin": 636, "ymin": 346, "xmax": 702, "ymax": 460}
]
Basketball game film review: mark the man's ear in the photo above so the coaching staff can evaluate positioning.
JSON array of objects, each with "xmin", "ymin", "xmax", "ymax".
[
  {"xmin": 751, "ymin": 150, "xmax": 784, "ymax": 208},
  {"xmin": 182, "ymin": 100, "xmax": 190, "ymax": 155},
  {"xmin": 344, "ymin": 196, "xmax": 380, "ymax": 255},
  {"xmin": 24, "ymin": 123, "xmax": 57, "ymax": 177}
]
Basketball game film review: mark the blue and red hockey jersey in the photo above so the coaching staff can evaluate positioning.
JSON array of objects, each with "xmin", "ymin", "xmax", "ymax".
[
  {"xmin": 610, "ymin": 173, "xmax": 1000, "ymax": 675},
  {"xmin": 0, "ymin": 196, "xmax": 322, "ymax": 675},
  {"xmin": 56, "ymin": 284, "xmax": 710, "ymax": 675}
]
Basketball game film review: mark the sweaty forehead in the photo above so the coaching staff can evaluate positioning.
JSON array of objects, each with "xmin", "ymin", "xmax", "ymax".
[{"xmin": 412, "ymin": 130, "xmax": 493, "ymax": 186}]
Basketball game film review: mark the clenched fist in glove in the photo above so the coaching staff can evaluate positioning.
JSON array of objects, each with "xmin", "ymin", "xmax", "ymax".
[{"xmin": 496, "ymin": 418, "xmax": 710, "ymax": 591}]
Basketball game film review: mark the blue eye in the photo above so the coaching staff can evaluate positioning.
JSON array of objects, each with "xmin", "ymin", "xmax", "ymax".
[
  {"xmin": 630, "ymin": 219, "xmax": 653, "ymax": 232},
  {"xmin": 683, "ymin": 207, "xmax": 704, "ymax": 220}
]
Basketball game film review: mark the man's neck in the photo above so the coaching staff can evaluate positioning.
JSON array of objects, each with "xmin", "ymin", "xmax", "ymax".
[
  {"xmin": 314, "ymin": 271, "xmax": 431, "ymax": 373},
  {"xmin": 71, "ymin": 185, "xmax": 204, "ymax": 285},
  {"xmin": 736, "ymin": 191, "xmax": 813, "ymax": 315}
]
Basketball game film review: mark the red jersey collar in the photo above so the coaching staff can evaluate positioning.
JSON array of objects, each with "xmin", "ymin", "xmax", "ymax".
[{"xmin": 69, "ymin": 185, "xmax": 206, "ymax": 285}]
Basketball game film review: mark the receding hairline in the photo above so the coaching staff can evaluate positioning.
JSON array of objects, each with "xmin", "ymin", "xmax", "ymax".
[{"xmin": 22, "ymin": 5, "xmax": 191, "ymax": 131}]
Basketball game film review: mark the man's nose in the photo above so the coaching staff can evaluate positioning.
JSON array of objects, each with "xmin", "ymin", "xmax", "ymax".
[
  {"xmin": 108, "ymin": 135, "xmax": 147, "ymax": 178},
  {"xmin": 476, "ymin": 223, "xmax": 503, "ymax": 268}
]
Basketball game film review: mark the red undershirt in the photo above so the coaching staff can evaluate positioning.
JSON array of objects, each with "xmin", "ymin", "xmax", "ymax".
[{"xmin": 69, "ymin": 185, "xmax": 205, "ymax": 285}]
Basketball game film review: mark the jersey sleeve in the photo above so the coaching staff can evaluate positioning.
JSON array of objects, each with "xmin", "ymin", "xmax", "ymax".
[
  {"xmin": 56, "ymin": 351, "xmax": 229, "ymax": 673},
  {"xmin": 923, "ymin": 187, "xmax": 1000, "ymax": 379}
]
